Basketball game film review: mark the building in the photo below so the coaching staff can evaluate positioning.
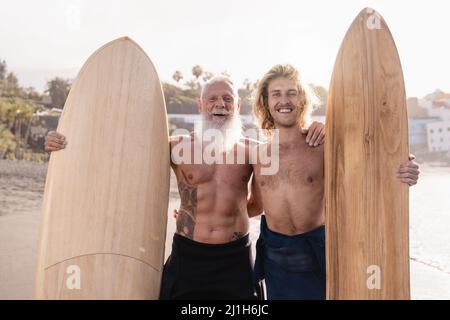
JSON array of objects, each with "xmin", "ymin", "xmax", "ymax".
[
  {"xmin": 427, "ymin": 106, "xmax": 450, "ymax": 121},
  {"xmin": 417, "ymin": 90, "xmax": 450, "ymax": 121},
  {"xmin": 407, "ymin": 97, "xmax": 428, "ymax": 118},
  {"xmin": 413, "ymin": 90, "xmax": 450, "ymax": 154},
  {"xmin": 409, "ymin": 118, "xmax": 440, "ymax": 147},
  {"xmin": 426, "ymin": 121, "xmax": 450, "ymax": 152}
]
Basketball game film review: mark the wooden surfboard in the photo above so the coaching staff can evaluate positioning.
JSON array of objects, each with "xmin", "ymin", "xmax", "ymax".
[
  {"xmin": 325, "ymin": 8, "xmax": 410, "ymax": 299},
  {"xmin": 35, "ymin": 37, "xmax": 170, "ymax": 299}
]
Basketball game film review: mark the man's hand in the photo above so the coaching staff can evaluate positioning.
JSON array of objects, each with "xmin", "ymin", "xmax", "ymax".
[
  {"xmin": 44, "ymin": 131, "xmax": 67, "ymax": 153},
  {"xmin": 301, "ymin": 121, "xmax": 325, "ymax": 147},
  {"xmin": 397, "ymin": 154, "xmax": 420, "ymax": 186}
]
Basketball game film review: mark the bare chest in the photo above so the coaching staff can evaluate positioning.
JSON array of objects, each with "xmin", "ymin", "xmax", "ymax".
[
  {"xmin": 175, "ymin": 163, "xmax": 252, "ymax": 187},
  {"xmin": 255, "ymin": 145, "xmax": 324, "ymax": 190}
]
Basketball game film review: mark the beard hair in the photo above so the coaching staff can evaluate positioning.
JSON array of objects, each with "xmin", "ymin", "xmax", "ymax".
[{"xmin": 196, "ymin": 112, "xmax": 243, "ymax": 154}]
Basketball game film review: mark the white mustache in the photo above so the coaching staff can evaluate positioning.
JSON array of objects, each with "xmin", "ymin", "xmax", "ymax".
[{"xmin": 209, "ymin": 109, "xmax": 232, "ymax": 115}]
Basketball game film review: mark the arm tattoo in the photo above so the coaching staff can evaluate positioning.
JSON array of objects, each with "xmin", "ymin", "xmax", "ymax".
[
  {"xmin": 176, "ymin": 181, "xmax": 197, "ymax": 239},
  {"xmin": 176, "ymin": 210, "xmax": 195, "ymax": 239}
]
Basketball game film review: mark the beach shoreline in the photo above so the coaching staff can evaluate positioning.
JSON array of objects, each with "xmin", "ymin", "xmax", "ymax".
[{"xmin": 0, "ymin": 159, "xmax": 449, "ymax": 299}]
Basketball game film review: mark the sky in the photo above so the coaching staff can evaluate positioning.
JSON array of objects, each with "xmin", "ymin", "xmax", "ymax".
[{"xmin": 0, "ymin": 0, "xmax": 449, "ymax": 98}]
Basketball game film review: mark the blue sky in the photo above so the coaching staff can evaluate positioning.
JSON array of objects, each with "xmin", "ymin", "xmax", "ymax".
[{"xmin": 1, "ymin": 0, "xmax": 449, "ymax": 97}]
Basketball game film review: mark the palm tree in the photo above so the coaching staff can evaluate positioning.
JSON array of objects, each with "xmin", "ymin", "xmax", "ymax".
[
  {"xmin": 45, "ymin": 77, "xmax": 71, "ymax": 109},
  {"xmin": 172, "ymin": 70, "xmax": 183, "ymax": 83},
  {"xmin": 192, "ymin": 65, "xmax": 203, "ymax": 80},
  {"xmin": 0, "ymin": 59, "xmax": 6, "ymax": 80}
]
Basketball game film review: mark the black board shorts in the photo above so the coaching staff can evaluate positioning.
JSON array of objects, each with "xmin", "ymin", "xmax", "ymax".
[{"xmin": 159, "ymin": 233, "xmax": 259, "ymax": 300}]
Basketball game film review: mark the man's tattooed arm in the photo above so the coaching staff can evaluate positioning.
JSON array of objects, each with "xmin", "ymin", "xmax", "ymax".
[{"xmin": 176, "ymin": 181, "xmax": 197, "ymax": 239}]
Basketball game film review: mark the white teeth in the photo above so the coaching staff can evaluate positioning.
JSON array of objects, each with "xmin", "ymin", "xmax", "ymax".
[{"xmin": 278, "ymin": 108, "xmax": 292, "ymax": 113}]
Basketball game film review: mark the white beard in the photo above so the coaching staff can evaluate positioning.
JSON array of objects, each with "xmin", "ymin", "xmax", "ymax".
[{"xmin": 195, "ymin": 112, "xmax": 243, "ymax": 154}]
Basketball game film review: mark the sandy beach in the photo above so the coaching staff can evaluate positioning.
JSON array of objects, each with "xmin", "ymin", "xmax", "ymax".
[{"xmin": 0, "ymin": 159, "xmax": 449, "ymax": 299}]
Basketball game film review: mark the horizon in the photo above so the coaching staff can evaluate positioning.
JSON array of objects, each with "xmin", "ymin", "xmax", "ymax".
[{"xmin": 1, "ymin": 0, "xmax": 449, "ymax": 98}]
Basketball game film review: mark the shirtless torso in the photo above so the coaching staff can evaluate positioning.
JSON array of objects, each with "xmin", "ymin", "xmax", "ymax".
[
  {"xmin": 252, "ymin": 133, "xmax": 324, "ymax": 235},
  {"xmin": 170, "ymin": 133, "xmax": 255, "ymax": 244}
]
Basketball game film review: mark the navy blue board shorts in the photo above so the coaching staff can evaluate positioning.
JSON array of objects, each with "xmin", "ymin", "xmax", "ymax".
[{"xmin": 254, "ymin": 215, "xmax": 326, "ymax": 300}]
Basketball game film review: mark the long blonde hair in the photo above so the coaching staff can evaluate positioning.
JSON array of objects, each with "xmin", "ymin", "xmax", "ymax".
[{"xmin": 253, "ymin": 64, "xmax": 315, "ymax": 137}]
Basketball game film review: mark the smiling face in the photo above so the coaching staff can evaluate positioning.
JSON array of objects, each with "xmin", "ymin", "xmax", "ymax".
[
  {"xmin": 253, "ymin": 64, "xmax": 313, "ymax": 137},
  {"xmin": 267, "ymin": 77, "xmax": 302, "ymax": 129},
  {"xmin": 198, "ymin": 80, "xmax": 240, "ymax": 125},
  {"xmin": 196, "ymin": 78, "xmax": 243, "ymax": 153}
]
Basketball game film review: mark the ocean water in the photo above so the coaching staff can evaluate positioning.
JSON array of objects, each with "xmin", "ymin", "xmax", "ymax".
[{"xmin": 409, "ymin": 166, "xmax": 450, "ymax": 275}]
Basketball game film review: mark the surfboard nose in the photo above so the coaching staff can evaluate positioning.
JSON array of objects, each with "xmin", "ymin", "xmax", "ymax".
[
  {"xmin": 115, "ymin": 36, "xmax": 138, "ymax": 46},
  {"xmin": 101, "ymin": 36, "xmax": 140, "ymax": 50}
]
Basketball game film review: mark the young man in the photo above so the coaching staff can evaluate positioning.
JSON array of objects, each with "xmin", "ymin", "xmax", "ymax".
[
  {"xmin": 248, "ymin": 64, "xmax": 420, "ymax": 300},
  {"xmin": 44, "ymin": 76, "xmax": 325, "ymax": 299}
]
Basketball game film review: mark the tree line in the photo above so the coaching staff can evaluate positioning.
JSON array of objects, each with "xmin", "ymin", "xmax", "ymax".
[
  {"xmin": 0, "ymin": 59, "xmax": 328, "ymax": 161},
  {"xmin": 0, "ymin": 59, "xmax": 72, "ymax": 161},
  {"xmin": 167, "ymin": 65, "xmax": 327, "ymax": 116}
]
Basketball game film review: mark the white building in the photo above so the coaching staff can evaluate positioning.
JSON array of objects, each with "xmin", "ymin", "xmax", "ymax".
[
  {"xmin": 427, "ymin": 121, "xmax": 450, "ymax": 152},
  {"xmin": 418, "ymin": 91, "xmax": 450, "ymax": 121},
  {"xmin": 427, "ymin": 105, "xmax": 450, "ymax": 121},
  {"xmin": 418, "ymin": 98, "xmax": 433, "ymax": 110}
]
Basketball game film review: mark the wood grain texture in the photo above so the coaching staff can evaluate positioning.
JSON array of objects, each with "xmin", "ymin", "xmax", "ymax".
[
  {"xmin": 35, "ymin": 37, "xmax": 170, "ymax": 299},
  {"xmin": 325, "ymin": 9, "xmax": 410, "ymax": 299}
]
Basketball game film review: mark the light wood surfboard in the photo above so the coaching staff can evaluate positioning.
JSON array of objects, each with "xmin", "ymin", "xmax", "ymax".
[
  {"xmin": 35, "ymin": 37, "xmax": 170, "ymax": 299},
  {"xmin": 325, "ymin": 8, "xmax": 410, "ymax": 299}
]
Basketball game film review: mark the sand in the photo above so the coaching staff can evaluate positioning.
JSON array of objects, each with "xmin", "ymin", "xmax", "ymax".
[{"xmin": 0, "ymin": 159, "xmax": 448, "ymax": 300}]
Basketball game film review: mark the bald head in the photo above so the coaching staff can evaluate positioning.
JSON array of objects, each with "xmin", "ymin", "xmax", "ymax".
[{"xmin": 201, "ymin": 76, "xmax": 239, "ymax": 101}]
